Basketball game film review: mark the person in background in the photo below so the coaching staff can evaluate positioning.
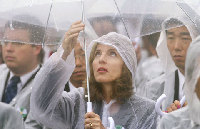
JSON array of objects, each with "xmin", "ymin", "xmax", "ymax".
[
  {"xmin": 158, "ymin": 35, "xmax": 200, "ymax": 129},
  {"xmin": 145, "ymin": 18, "xmax": 199, "ymax": 112},
  {"xmin": 136, "ymin": 32, "xmax": 164, "ymax": 96},
  {"xmin": 25, "ymin": 26, "xmax": 87, "ymax": 129},
  {"xmin": 0, "ymin": 15, "xmax": 44, "ymax": 121}
]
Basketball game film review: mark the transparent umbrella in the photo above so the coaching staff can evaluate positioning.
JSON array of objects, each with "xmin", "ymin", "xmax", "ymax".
[
  {"xmin": 0, "ymin": 0, "xmax": 197, "ymax": 44},
  {"xmin": 0, "ymin": 0, "xmax": 199, "ymax": 129},
  {"xmin": 0, "ymin": 0, "xmax": 96, "ymax": 45},
  {"xmin": 176, "ymin": 0, "xmax": 200, "ymax": 33},
  {"xmin": 112, "ymin": 0, "xmax": 199, "ymax": 41}
]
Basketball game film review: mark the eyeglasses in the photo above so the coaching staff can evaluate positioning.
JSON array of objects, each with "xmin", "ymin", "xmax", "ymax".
[{"xmin": 1, "ymin": 41, "xmax": 26, "ymax": 47}]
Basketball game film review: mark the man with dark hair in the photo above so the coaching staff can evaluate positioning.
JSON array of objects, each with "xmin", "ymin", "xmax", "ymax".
[
  {"xmin": 145, "ymin": 18, "xmax": 199, "ymax": 112},
  {"xmin": 0, "ymin": 15, "xmax": 45, "ymax": 121}
]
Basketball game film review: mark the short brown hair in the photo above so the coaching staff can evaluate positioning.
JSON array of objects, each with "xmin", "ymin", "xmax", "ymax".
[{"xmin": 84, "ymin": 43, "xmax": 133, "ymax": 103}]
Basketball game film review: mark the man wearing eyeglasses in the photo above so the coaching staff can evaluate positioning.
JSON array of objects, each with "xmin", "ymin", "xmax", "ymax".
[{"xmin": 0, "ymin": 15, "xmax": 44, "ymax": 122}]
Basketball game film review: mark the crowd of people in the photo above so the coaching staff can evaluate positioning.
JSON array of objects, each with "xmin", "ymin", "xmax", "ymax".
[{"xmin": 0, "ymin": 7, "xmax": 200, "ymax": 129}]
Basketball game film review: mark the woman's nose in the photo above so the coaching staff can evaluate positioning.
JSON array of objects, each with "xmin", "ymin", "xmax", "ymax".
[{"xmin": 99, "ymin": 54, "xmax": 107, "ymax": 64}]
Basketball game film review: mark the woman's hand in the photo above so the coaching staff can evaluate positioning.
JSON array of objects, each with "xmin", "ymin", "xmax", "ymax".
[
  {"xmin": 166, "ymin": 100, "xmax": 187, "ymax": 113},
  {"xmin": 85, "ymin": 112, "xmax": 106, "ymax": 129},
  {"xmin": 62, "ymin": 21, "xmax": 84, "ymax": 60}
]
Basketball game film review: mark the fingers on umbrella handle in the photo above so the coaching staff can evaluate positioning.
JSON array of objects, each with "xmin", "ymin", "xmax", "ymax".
[{"xmin": 155, "ymin": 94, "xmax": 167, "ymax": 116}]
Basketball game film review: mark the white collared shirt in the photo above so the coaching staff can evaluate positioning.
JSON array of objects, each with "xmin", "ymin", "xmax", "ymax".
[
  {"xmin": 178, "ymin": 70, "xmax": 185, "ymax": 100},
  {"xmin": 102, "ymin": 100, "xmax": 116, "ymax": 128},
  {"xmin": 9, "ymin": 65, "xmax": 40, "ymax": 93}
]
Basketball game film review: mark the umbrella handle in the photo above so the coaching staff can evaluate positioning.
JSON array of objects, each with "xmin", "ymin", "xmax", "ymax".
[
  {"xmin": 180, "ymin": 96, "xmax": 186, "ymax": 107},
  {"xmin": 155, "ymin": 94, "xmax": 167, "ymax": 116},
  {"xmin": 155, "ymin": 94, "xmax": 186, "ymax": 116},
  {"xmin": 87, "ymin": 103, "xmax": 117, "ymax": 129},
  {"xmin": 87, "ymin": 102, "xmax": 92, "ymax": 112},
  {"xmin": 108, "ymin": 117, "xmax": 116, "ymax": 129}
]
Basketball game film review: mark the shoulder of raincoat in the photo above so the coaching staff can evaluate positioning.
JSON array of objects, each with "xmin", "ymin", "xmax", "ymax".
[
  {"xmin": 144, "ymin": 70, "xmax": 177, "ymax": 110},
  {"xmin": 0, "ymin": 102, "xmax": 24, "ymax": 129},
  {"xmin": 145, "ymin": 73, "xmax": 166, "ymax": 101},
  {"xmin": 136, "ymin": 56, "xmax": 164, "ymax": 98}
]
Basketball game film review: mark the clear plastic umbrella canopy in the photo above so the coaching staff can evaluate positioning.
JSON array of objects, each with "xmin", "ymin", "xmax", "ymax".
[
  {"xmin": 114, "ymin": 0, "xmax": 199, "ymax": 41},
  {"xmin": 0, "ymin": 0, "xmax": 198, "ymax": 45},
  {"xmin": 81, "ymin": 0, "xmax": 199, "ymax": 42},
  {"xmin": 176, "ymin": 0, "xmax": 200, "ymax": 32},
  {"xmin": 0, "ymin": 0, "xmax": 95, "ymax": 45}
]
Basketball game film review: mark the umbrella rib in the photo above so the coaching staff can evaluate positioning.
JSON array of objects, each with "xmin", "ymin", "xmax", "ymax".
[
  {"xmin": 113, "ymin": 0, "xmax": 130, "ymax": 40},
  {"xmin": 81, "ymin": 0, "xmax": 91, "ymax": 102},
  {"xmin": 42, "ymin": 0, "xmax": 54, "ymax": 46},
  {"xmin": 176, "ymin": 1, "xmax": 200, "ymax": 33}
]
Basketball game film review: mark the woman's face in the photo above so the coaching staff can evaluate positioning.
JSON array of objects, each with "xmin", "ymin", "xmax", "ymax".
[{"xmin": 92, "ymin": 44, "xmax": 124, "ymax": 84}]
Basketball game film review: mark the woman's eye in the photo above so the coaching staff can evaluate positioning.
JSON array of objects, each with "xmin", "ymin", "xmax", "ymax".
[{"xmin": 110, "ymin": 51, "xmax": 117, "ymax": 56}]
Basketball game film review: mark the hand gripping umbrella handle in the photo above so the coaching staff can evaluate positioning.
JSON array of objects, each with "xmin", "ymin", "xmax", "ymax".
[
  {"xmin": 87, "ymin": 103, "xmax": 117, "ymax": 129},
  {"xmin": 155, "ymin": 94, "xmax": 186, "ymax": 116},
  {"xmin": 87, "ymin": 102, "xmax": 92, "ymax": 112},
  {"xmin": 155, "ymin": 94, "xmax": 167, "ymax": 116}
]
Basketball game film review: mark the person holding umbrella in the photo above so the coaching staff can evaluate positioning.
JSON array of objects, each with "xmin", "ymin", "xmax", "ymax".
[
  {"xmin": 144, "ymin": 18, "xmax": 199, "ymax": 112},
  {"xmin": 30, "ymin": 21, "xmax": 158, "ymax": 129},
  {"xmin": 158, "ymin": 35, "xmax": 200, "ymax": 129}
]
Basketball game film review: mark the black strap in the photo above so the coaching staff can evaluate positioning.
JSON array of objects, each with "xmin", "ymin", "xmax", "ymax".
[
  {"xmin": 174, "ymin": 70, "xmax": 179, "ymax": 101},
  {"xmin": 21, "ymin": 66, "xmax": 41, "ymax": 90}
]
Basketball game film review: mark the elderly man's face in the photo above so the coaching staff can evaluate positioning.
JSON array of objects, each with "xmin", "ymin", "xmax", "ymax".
[
  {"xmin": 70, "ymin": 43, "xmax": 86, "ymax": 88},
  {"xmin": 167, "ymin": 26, "xmax": 192, "ymax": 73}
]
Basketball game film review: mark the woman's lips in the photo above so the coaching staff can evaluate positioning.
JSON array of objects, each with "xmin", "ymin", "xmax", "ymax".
[{"xmin": 97, "ymin": 67, "xmax": 108, "ymax": 73}]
